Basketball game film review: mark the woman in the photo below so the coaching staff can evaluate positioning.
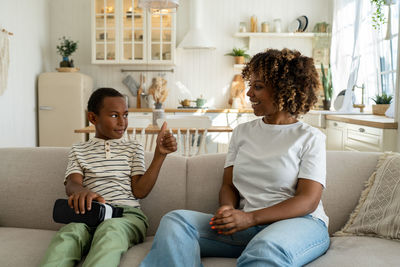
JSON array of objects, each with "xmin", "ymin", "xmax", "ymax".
[{"xmin": 140, "ymin": 48, "xmax": 330, "ymax": 267}]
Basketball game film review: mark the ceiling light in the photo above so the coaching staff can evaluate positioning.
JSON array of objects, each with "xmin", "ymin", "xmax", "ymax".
[{"xmin": 138, "ymin": 0, "xmax": 179, "ymax": 10}]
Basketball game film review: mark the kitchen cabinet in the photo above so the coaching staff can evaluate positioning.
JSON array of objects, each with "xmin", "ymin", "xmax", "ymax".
[
  {"xmin": 326, "ymin": 119, "xmax": 397, "ymax": 152},
  {"xmin": 299, "ymin": 112, "xmax": 326, "ymax": 130},
  {"xmin": 91, "ymin": 0, "xmax": 176, "ymax": 64},
  {"xmin": 326, "ymin": 120, "xmax": 346, "ymax": 150}
]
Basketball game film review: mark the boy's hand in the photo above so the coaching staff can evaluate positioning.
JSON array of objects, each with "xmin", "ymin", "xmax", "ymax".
[
  {"xmin": 156, "ymin": 122, "xmax": 177, "ymax": 155},
  {"xmin": 68, "ymin": 189, "xmax": 105, "ymax": 214}
]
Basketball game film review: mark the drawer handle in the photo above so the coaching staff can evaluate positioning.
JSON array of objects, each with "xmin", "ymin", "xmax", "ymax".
[
  {"xmin": 333, "ymin": 122, "xmax": 338, "ymax": 127},
  {"xmin": 39, "ymin": 106, "xmax": 53, "ymax": 111},
  {"xmin": 359, "ymin": 128, "xmax": 365, "ymax": 133}
]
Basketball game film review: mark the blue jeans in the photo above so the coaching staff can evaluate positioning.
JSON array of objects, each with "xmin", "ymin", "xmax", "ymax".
[{"xmin": 140, "ymin": 210, "xmax": 329, "ymax": 267}]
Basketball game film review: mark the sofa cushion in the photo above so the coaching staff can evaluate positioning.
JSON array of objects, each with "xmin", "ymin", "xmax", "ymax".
[
  {"xmin": 0, "ymin": 147, "xmax": 70, "ymax": 230},
  {"xmin": 186, "ymin": 153, "xmax": 226, "ymax": 214},
  {"xmin": 323, "ymin": 151, "xmax": 379, "ymax": 234},
  {"xmin": 140, "ymin": 153, "xmax": 187, "ymax": 235},
  {"xmin": 0, "ymin": 227, "xmax": 56, "ymax": 267},
  {"xmin": 336, "ymin": 152, "xmax": 400, "ymax": 240},
  {"xmin": 306, "ymin": 236, "xmax": 400, "ymax": 266}
]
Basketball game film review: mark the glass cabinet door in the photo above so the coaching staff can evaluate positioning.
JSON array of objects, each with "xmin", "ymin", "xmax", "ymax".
[
  {"xmin": 121, "ymin": 0, "xmax": 146, "ymax": 63},
  {"xmin": 92, "ymin": 0, "xmax": 175, "ymax": 64},
  {"xmin": 148, "ymin": 9, "xmax": 174, "ymax": 63},
  {"xmin": 94, "ymin": 0, "xmax": 117, "ymax": 62}
]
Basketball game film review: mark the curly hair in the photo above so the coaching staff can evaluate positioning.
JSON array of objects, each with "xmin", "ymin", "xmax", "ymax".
[
  {"xmin": 242, "ymin": 48, "xmax": 320, "ymax": 117},
  {"xmin": 88, "ymin": 87, "xmax": 124, "ymax": 114}
]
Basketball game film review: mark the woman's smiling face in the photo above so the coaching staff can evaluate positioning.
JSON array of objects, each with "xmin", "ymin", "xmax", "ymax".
[{"xmin": 247, "ymin": 75, "xmax": 277, "ymax": 117}]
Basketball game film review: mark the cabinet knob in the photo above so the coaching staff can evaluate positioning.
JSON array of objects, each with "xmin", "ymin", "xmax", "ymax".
[
  {"xmin": 359, "ymin": 128, "xmax": 365, "ymax": 133},
  {"xmin": 333, "ymin": 122, "xmax": 338, "ymax": 127}
]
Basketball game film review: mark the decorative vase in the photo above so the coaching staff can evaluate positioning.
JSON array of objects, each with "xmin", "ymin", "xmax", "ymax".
[
  {"xmin": 59, "ymin": 57, "xmax": 70, "ymax": 67},
  {"xmin": 372, "ymin": 104, "xmax": 390, "ymax": 115},
  {"xmin": 323, "ymin": 100, "xmax": 331, "ymax": 110},
  {"xmin": 234, "ymin": 56, "xmax": 245, "ymax": 64},
  {"xmin": 152, "ymin": 109, "xmax": 165, "ymax": 126}
]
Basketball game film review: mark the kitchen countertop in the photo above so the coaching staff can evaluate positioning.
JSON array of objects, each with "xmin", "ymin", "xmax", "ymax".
[
  {"xmin": 129, "ymin": 109, "xmax": 398, "ymax": 129},
  {"xmin": 128, "ymin": 108, "xmax": 254, "ymax": 113},
  {"xmin": 325, "ymin": 114, "xmax": 398, "ymax": 129},
  {"xmin": 75, "ymin": 125, "xmax": 233, "ymax": 134}
]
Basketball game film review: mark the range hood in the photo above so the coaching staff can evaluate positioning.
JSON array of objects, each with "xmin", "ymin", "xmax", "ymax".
[{"xmin": 178, "ymin": 0, "xmax": 215, "ymax": 49}]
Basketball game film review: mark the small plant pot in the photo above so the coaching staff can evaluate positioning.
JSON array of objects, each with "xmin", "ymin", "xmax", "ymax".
[
  {"xmin": 234, "ymin": 56, "xmax": 245, "ymax": 64},
  {"xmin": 60, "ymin": 57, "xmax": 70, "ymax": 67},
  {"xmin": 323, "ymin": 100, "xmax": 331, "ymax": 111},
  {"xmin": 372, "ymin": 104, "xmax": 390, "ymax": 115}
]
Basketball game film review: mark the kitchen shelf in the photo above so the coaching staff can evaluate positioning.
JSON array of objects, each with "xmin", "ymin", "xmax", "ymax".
[
  {"xmin": 233, "ymin": 32, "xmax": 330, "ymax": 38},
  {"xmin": 233, "ymin": 63, "xmax": 326, "ymax": 71},
  {"xmin": 233, "ymin": 31, "xmax": 331, "ymax": 51},
  {"xmin": 232, "ymin": 32, "xmax": 331, "ymax": 70}
]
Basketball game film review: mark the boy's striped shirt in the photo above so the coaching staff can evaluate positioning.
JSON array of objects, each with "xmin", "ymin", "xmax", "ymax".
[{"xmin": 65, "ymin": 137, "xmax": 145, "ymax": 208}]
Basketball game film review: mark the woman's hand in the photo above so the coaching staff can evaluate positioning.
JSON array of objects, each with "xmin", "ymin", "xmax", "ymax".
[
  {"xmin": 210, "ymin": 205, "xmax": 255, "ymax": 235},
  {"xmin": 67, "ymin": 189, "xmax": 105, "ymax": 214},
  {"xmin": 156, "ymin": 122, "xmax": 177, "ymax": 155}
]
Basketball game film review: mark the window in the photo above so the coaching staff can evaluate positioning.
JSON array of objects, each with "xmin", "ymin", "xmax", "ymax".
[
  {"xmin": 377, "ymin": 3, "xmax": 398, "ymax": 98},
  {"xmin": 331, "ymin": 1, "xmax": 399, "ymax": 109}
]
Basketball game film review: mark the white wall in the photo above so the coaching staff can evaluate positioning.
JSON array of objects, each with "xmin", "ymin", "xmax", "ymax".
[
  {"xmin": 49, "ymin": 0, "xmax": 333, "ymax": 109},
  {"xmin": 0, "ymin": 0, "xmax": 51, "ymax": 147}
]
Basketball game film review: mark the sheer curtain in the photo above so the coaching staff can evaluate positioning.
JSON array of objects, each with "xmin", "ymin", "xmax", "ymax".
[{"xmin": 330, "ymin": 0, "xmax": 380, "ymax": 112}]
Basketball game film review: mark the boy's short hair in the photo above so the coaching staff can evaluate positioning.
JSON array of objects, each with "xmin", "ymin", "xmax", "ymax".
[{"xmin": 88, "ymin": 88, "xmax": 124, "ymax": 114}]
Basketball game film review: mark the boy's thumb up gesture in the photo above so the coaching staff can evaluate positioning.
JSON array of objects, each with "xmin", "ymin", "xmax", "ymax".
[{"xmin": 156, "ymin": 122, "xmax": 177, "ymax": 155}]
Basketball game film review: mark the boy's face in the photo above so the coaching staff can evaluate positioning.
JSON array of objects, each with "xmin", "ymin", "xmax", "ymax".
[{"xmin": 89, "ymin": 96, "xmax": 128, "ymax": 140}]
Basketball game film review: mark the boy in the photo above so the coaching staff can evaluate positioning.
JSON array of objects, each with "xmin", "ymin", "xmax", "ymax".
[{"xmin": 40, "ymin": 88, "xmax": 177, "ymax": 267}]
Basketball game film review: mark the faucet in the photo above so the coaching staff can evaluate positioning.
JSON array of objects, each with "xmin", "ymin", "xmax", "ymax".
[{"xmin": 352, "ymin": 84, "xmax": 365, "ymax": 113}]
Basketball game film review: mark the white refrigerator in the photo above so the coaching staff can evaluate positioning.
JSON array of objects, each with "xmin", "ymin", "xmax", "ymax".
[{"xmin": 38, "ymin": 72, "xmax": 93, "ymax": 147}]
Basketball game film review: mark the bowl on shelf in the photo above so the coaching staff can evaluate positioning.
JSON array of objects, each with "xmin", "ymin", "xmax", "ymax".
[{"xmin": 179, "ymin": 99, "xmax": 192, "ymax": 107}]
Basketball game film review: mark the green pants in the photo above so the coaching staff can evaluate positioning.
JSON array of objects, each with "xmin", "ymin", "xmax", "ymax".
[{"xmin": 40, "ymin": 206, "xmax": 148, "ymax": 267}]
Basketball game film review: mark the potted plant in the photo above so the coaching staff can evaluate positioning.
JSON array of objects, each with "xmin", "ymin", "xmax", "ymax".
[
  {"xmin": 371, "ymin": 92, "xmax": 392, "ymax": 115},
  {"xmin": 321, "ymin": 63, "xmax": 333, "ymax": 110},
  {"xmin": 370, "ymin": 0, "xmax": 395, "ymax": 29},
  {"xmin": 225, "ymin": 48, "xmax": 251, "ymax": 64},
  {"xmin": 56, "ymin": 36, "xmax": 78, "ymax": 68}
]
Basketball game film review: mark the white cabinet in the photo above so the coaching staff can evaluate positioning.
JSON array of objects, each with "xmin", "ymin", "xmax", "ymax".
[
  {"xmin": 91, "ymin": 0, "xmax": 176, "ymax": 64},
  {"xmin": 326, "ymin": 119, "xmax": 397, "ymax": 152},
  {"xmin": 326, "ymin": 120, "xmax": 346, "ymax": 150}
]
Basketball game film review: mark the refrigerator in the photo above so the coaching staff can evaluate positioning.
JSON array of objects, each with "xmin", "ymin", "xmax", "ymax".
[{"xmin": 38, "ymin": 72, "xmax": 93, "ymax": 147}]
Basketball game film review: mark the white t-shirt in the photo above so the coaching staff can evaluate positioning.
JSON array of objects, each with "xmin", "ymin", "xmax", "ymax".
[{"xmin": 224, "ymin": 118, "xmax": 329, "ymax": 226}]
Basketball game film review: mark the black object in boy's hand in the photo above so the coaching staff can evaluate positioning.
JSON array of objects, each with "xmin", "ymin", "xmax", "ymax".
[{"xmin": 53, "ymin": 199, "xmax": 123, "ymax": 227}]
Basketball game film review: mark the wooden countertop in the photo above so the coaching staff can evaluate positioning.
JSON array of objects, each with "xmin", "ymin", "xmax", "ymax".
[
  {"xmin": 325, "ymin": 114, "xmax": 398, "ymax": 129},
  {"xmin": 75, "ymin": 125, "xmax": 233, "ymax": 134},
  {"xmin": 128, "ymin": 108, "xmax": 254, "ymax": 113}
]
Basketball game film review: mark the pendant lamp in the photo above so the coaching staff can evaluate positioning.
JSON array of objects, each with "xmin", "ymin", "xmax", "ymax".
[{"xmin": 138, "ymin": 0, "xmax": 179, "ymax": 10}]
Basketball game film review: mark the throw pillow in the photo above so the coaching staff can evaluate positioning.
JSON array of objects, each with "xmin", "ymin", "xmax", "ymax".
[{"xmin": 335, "ymin": 152, "xmax": 400, "ymax": 240}]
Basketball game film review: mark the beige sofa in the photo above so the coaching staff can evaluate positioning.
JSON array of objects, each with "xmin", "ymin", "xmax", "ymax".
[{"xmin": 1, "ymin": 147, "xmax": 400, "ymax": 266}]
